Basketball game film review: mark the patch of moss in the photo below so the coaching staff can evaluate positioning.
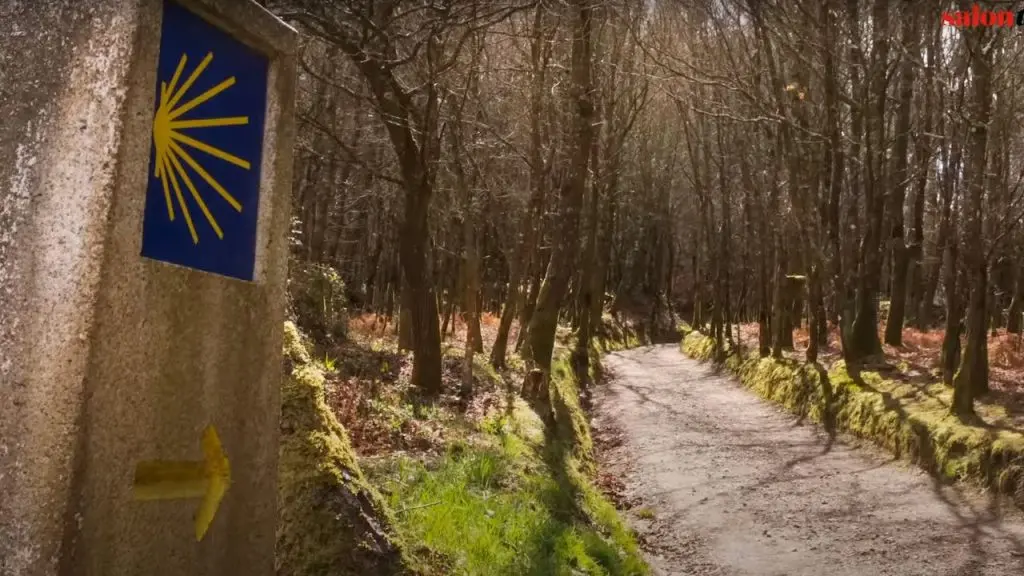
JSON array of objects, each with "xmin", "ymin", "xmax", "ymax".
[
  {"xmin": 550, "ymin": 354, "xmax": 596, "ymax": 468},
  {"xmin": 543, "ymin": 345, "xmax": 647, "ymax": 574},
  {"xmin": 283, "ymin": 320, "xmax": 311, "ymax": 365},
  {"xmin": 277, "ymin": 324, "xmax": 416, "ymax": 576},
  {"xmin": 369, "ymin": 394, "xmax": 647, "ymax": 575},
  {"xmin": 364, "ymin": 328, "xmax": 649, "ymax": 575},
  {"xmin": 681, "ymin": 332, "xmax": 1024, "ymax": 508}
]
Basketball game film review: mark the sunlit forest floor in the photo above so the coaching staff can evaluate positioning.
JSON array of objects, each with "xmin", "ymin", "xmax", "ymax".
[
  {"xmin": 307, "ymin": 311, "xmax": 647, "ymax": 575},
  {"xmin": 324, "ymin": 312, "xmax": 522, "ymax": 457}
]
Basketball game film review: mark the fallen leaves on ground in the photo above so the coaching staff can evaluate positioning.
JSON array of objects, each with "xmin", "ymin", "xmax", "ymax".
[{"xmin": 325, "ymin": 312, "xmax": 519, "ymax": 457}]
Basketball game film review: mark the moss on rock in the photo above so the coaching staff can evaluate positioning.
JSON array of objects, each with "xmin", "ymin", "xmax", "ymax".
[
  {"xmin": 681, "ymin": 331, "xmax": 1024, "ymax": 509},
  {"xmin": 537, "ymin": 344, "xmax": 648, "ymax": 574},
  {"xmin": 550, "ymin": 354, "xmax": 596, "ymax": 471},
  {"xmin": 277, "ymin": 324, "xmax": 414, "ymax": 576},
  {"xmin": 283, "ymin": 321, "xmax": 311, "ymax": 365}
]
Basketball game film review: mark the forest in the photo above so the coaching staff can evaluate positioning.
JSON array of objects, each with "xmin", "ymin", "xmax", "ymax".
[{"xmin": 265, "ymin": 0, "xmax": 1024, "ymax": 574}]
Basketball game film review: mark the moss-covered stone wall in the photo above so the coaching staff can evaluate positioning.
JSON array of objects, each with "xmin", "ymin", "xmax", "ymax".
[{"xmin": 277, "ymin": 321, "xmax": 414, "ymax": 576}]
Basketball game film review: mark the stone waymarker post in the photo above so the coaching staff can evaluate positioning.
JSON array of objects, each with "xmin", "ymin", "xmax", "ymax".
[{"xmin": 0, "ymin": 0, "xmax": 295, "ymax": 574}]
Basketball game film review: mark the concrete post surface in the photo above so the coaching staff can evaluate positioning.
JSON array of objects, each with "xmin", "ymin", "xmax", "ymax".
[{"xmin": 0, "ymin": 1, "xmax": 296, "ymax": 574}]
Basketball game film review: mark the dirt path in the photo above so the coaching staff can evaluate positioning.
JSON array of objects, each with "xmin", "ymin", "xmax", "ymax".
[{"xmin": 593, "ymin": 345, "xmax": 1024, "ymax": 576}]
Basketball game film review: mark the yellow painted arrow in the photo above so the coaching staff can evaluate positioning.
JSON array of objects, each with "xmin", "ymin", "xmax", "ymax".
[{"xmin": 133, "ymin": 424, "xmax": 231, "ymax": 541}]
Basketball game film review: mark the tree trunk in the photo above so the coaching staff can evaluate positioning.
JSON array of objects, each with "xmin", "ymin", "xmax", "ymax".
[
  {"xmin": 398, "ymin": 278, "xmax": 414, "ymax": 351},
  {"xmin": 886, "ymin": 244, "xmax": 909, "ymax": 346},
  {"xmin": 494, "ymin": 3, "xmax": 553, "ymax": 368},
  {"xmin": 740, "ymin": 149, "xmax": 771, "ymax": 357},
  {"xmin": 490, "ymin": 284, "xmax": 520, "ymax": 369},
  {"xmin": 461, "ymin": 239, "xmax": 480, "ymax": 397},
  {"xmin": 717, "ymin": 128, "xmax": 733, "ymax": 351},
  {"xmin": 941, "ymin": 245, "xmax": 962, "ymax": 387},
  {"xmin": 334, "ymin": 32, "xmax": 446, "ymax": 394},
  {"xmin": 692, "ymin": 252, "xmax": 705, "ymax": 331},
  {"xmin": 953, "ymin": 262, "xmax": 989, "ymax": 411},
  {"xmin": 587, "ymin": 172, "xmax": 618, "ymax": 339},
  {"xmin": 573, "ymin": 87, "xmax": 605, "ymax": 377},
  {"xmin": 952, "ymin": 27, "xmax": 996, "ymax": 417},
  {"xmin": 839, "ymin": 0, "xmax": 865, "ymax": 357},
  {"xmin": 515, "ymin": 254, "xmax": 546, "ymax": 353},
  {"xmin": 907, "ymin": 17, "xmax": 937, "ymax": 324},
  {"xmin": 807, "ymin": 266, "xmax": 822, "ymax": 364},
  {"xmin": 1008, "ymin": 270, "xmax": 1023, "ymax": 334},
  {"xmin": 399, "ymin": 206, "xmax": 443, "ymax": 394},
  {"xmin": 524, "ymin": 0, "xmax": 596, "ymax": 385},
  {"xmin": 771, "ymin": 251, "xmax": 786, "ymax": 358},
  {"xmin": 449, "ymin": 87, "xmax": 482, "ymax": 395},
  {"xmin": 884, "ymin": 6, "xmax": 919, "ymax": 346},
  {"xmin": 849, "ymin": 0, "xmax": 889, "ymax": 361},
  {"xmin": 919, "ymin": 136, "xmax": 961, "ymax": 329},
  {"xmin": 439, "ymin": 293, "xmax": 451, "ymax": 338}
]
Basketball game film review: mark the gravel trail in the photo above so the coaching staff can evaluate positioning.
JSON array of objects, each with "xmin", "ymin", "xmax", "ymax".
[{"xmin": 593, "ymin": 345, "xmax": 1024, "ymax": 576}]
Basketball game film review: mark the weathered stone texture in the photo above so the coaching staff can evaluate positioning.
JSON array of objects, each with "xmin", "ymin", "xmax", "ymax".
[{"xmin": 0, "ymin": 1, "xmax": 295, "ymax": 574}]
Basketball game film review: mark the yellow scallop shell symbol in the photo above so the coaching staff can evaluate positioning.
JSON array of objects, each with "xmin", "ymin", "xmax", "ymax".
[{"xmin": 152, "ymin": 52, "xmax": 250, "ymax": 244}]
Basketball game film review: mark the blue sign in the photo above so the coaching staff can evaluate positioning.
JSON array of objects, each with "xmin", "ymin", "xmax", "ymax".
[{"xmin": 141, "ymin": 0, "xmax": 269, "ymax": 281}]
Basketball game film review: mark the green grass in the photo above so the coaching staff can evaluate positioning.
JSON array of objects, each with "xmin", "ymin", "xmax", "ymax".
[
  {"xmin": 368, "ymin": 398, "xmax": 647, "ymax": 575},
  {"xmin": 279, "ymin": 314, "xmax": 651, "ymax": 575},
  {"xmin": 546, "ymin": 351, "xmax": 646, "ymax": 576},
  {"xmin": 681, "ymin": 331, "xmax": 1024, "ymax": 507}
]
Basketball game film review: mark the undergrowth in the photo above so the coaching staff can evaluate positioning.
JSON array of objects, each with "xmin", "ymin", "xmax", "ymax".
[
  {"xmin": 681, "ymin": 331, "xmax": 1024, "ymax": 509},
  {"xmin": 277, "ymin": 321, "xmax": 413, "ymax": 576},
  {"xmin": 364, "ymin": 334, "xmax": 648, "ymax": 575},
  {"xmin": 367, "ymin": 397, "xmax": 644, "ymax": 575},
  {"xmin": 282, "ymin": 290, "xmax": 650, "ymax": 576}
]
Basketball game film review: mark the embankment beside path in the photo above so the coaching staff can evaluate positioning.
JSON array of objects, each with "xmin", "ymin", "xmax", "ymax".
[{"xmin": 680, "ymin": 331, "xmax": 1024, "ymax": 510}]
